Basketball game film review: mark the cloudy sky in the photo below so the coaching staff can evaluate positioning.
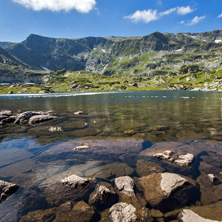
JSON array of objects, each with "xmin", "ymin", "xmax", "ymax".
[{"xmin": 1, "ymin": 0, "xmax": 222, "ymax": 42}]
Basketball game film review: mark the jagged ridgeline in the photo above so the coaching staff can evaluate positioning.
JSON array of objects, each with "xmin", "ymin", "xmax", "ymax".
[{"xmin": 1, "ymin": 30, "xmax": 222, "ymax": 92}]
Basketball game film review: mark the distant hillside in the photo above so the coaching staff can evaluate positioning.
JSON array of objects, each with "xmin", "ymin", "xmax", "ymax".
[{"xmin": 2, "ymin": 30, "xmax": 222, "ymax": 77}]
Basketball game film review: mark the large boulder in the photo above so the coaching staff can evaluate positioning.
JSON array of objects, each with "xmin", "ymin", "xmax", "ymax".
[
  {"xmin": 0, "ymin": 180, "xmax": 19, "ymax": 202},
  {"xmin": 138, "ymin": 172, "xmax": 199, "ymax": 212},
  {"xmin": 109, "ymin": 202, "xmax": 137, "ymax": 222}
]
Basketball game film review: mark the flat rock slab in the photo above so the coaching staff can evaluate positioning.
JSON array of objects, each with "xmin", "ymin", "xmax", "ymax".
[
  {"xmin": 109, "ymin": 202, "xmax": 137, "ymax": 222},
  {"xmin": 178, "ymin": 209, "xmax": 221, "ymax": 222},
  {"xmin": 0, "ymin": 180, "xmax": 19, "ymax": 202}
]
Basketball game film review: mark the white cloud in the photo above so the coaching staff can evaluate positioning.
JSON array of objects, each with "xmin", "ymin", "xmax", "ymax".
[
  {"xmin": 125, "ymin": 5, "xmax": 194, "ymax": 23},
  {"xmin": 160, "ymin": 8, "xmax": 177, "ymax": 16},
  {"xmin": 180, "ymin": 20, "xmax": 185, "ymax": 24},
  {"xmin": 124, "ymin": 9, "xmax": 158, "ymax": 23},
  {"xmin": 13, "ymin": 0, "xmax": 96, "ymax": 13},
  {"xmin": 177, "ymin": 6, "xmax": 193, "ymax": 15},
  {"xmin": 189, "ymin": 15, "xmax": 206, "ymax": 25},
  {"xmin": 217, "ymin": 13, "xmax": 222, "ymax": 18}
]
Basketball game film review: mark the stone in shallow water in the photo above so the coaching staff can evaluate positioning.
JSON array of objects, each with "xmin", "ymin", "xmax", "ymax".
[
  {"xmin": 138, "ymin": 172, "xmax": 199, "ymax": 212},
  {"xmin": 174, "ymin": 153, "xmax": 195, "ymax": 167},
  {"xmin": 20, "ymin": 201, "xmax": 98, "ymax": 222},
  {"xmin": 109, "ymin": 202, "xmax": 137, "ymax": 222},
  {"xmin": 136, "ymin": 159, "xmax": 164, "ymax": 177},
  {"xmin": 197, "ymin": 175, "xmax": 222, "ymax": 205},
  {"xmin": 88, "ymin": 182, "xmax": 117, "ymax": 210},
  {"xmin": 61, "ymin": 174, "xmax": 93, "ymax": 189},
  {"xmin": 178, "ymin": 209, "xmax": 221, "ymax": 222},
  {"xmin": 0, "ymin": 180, "xmax": 19, "ymax": 202},
  {"xmin": 28, "ymin": 114, "xmax": 57, "ymax": 125},
  {"xmin": 114, "ymin": 176, "xmax": 135, "ymax": 196}
]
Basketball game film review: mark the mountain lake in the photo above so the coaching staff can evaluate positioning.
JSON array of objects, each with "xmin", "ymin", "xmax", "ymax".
[{"xmin": 1, "ymin": 90, "xmax": 222, "ymax": 221}]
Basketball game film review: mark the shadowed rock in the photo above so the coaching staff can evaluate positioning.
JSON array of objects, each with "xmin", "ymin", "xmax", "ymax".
[
  {"xmin": 138, "ymin": 173, "xmax": 199, "ymax": 212},
  {"xmin": 0, "ymin": 180, "xmax": 19, "ymax": 202}
]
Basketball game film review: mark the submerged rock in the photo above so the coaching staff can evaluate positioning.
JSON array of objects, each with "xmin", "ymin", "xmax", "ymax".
[
  {"xmin": 138, "ymin": 172, "xmax": 199, "ymax": 212},
  {"xmin": 14, "ymin": 111, "xmax": 48, "ymax": 124},
  {"xmin": 109, "ymin": 202, "xmax": 137, "ymax": 222},
  {"xmin": 61, "ymin": 174, "xmax": 93, "ymax": 189},
  {"xmin": 114, "ymin": 176, "xmax": 135, "ymax": 196},
  {"xmin": 20, "ymin": 201, "xmax": 99, "ymax": 222},
  {"xmin": 28, "ymin": 114, "xmax": 57, "ymax": 125},
  {"xmin": 178, "ymin": 209, "xmax": 221, "ymax": 222},
  {"xmin": 0, "ymin": 180, "xmax": 19, "ymax": 202}
]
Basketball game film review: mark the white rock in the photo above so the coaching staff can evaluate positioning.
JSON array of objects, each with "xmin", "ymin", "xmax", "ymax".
[
  {"xmin": 61, "ymin": 174, "xmax": 92, "ymax": 189},
  {"xmin": 174, "ymin": 153, "xmax": 195, "ymax": 167},
  {"xmin": 109, "ymin": 202, "xmax": 137, "ymax": 222},
  {"xmin": 178, "ymin": 209, "xmax": 221, "ymax": 222},
  {"xmin": 114, "ymin": 176, "xmax": 134, "ymax": 196},
  {"xmin": 160, "ymin": 173, "xmax": 187, "ymax": 197}
]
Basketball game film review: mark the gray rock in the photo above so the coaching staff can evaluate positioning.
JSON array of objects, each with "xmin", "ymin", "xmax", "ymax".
[
  {"xmin": 0, "ymin": 180, "xmax": 19, "ymax": 202},
  {"xmin": 0, "ymin": 110, "xmax": 12, "ymax": 116},
  {"xmin": 88, "ymin": 182, "xmax": 116, "ymax": 208},
  {"xmin": 109, "ymin": 202, "xmax": 137, "ymax": 222},
  {"xmin": 61, "ymin": 174, "xmax": 93, "ymax": 189},
  {"xmin": 174, "ymin": 153, "xmax": 195, "ymax": 167},
  {"xmin": 153, "ymin": 150, "xmax": 174, "ymax": 162},
  {"xmin": 160, "ymin": 173, "xmax": 188, "ymax": 197},
  {"xmin": 115, "ymin": 176, "xmax": 135, "ymax": 196},
  {"xmin": 178, "ymin": 209, "xmax": 220, "ymax": 222},
  {"xmin": 138, "ymin": 172, "xmax": 198, "ymax": 212},
  {"xmin": 0, "ymin": 116, "xmax": 16, "ymax": 125},
  {"xmin": 14, "ymin": 111, "xmax": 48, "ymax": 124},
  {"xmin": 28, "ymin": 114, "xmax": 57, "ymax": 125},
  {"xmin": 74, "ymin": 111, "xmax": 84, "ymax": 115}
]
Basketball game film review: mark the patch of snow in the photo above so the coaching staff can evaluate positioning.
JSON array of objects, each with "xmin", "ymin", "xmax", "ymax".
[
  {"xmin": 215, "ymin": 39, "xmax": 222, "ymax": 43},
  {"xmin": 102, "ymin": 49, "xmax": 106, "ymax": 52},
  {"xmin": 176, "ymin": 48, "xmax": 183, "ymax": 52},
  {"xmin": 41, "ymin": 66, "xmax": 51, "ymax": 71}
]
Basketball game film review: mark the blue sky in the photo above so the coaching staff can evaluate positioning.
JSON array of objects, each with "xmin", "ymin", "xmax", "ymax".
[{"xmin": 1, "ymin": 0, "xmax": 222, "ymax": 42}]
